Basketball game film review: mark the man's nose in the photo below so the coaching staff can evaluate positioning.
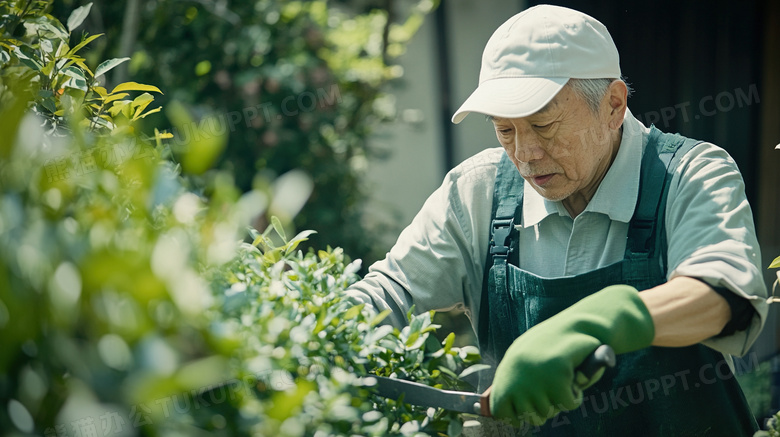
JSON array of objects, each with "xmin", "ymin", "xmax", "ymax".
[{"xmin": 513, "ymin": 131, "xmax": 545, "ymax": 163}]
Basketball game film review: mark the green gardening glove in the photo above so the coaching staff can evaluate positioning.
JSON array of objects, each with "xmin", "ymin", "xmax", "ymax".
[{"xmin": 489, "ymin": 285, "xmax": 655, "ymax": 425}]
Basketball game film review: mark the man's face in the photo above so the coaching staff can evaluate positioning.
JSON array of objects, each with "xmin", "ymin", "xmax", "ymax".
[{"xmin": 490, "ymin": 84, "xmax": 622, "ymax": 215}]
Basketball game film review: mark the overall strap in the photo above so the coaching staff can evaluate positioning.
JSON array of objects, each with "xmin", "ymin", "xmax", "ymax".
[
  {"xmin": 478, "ymin": 127, "xmax": 702, "ymax": 350},
  {"xmin": 626, "ymin": 126, "xmax": 702, "ymax": 272},
  {"xmin": 478, "ymin": 153, "xmax": 523, "ymax": 361}
]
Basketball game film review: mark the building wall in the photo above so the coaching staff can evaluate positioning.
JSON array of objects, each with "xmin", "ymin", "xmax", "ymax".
[
  {"xmin": 364, "ymin": 0, "xmax": 523, "ymax": 250},
  {"xmin": 446, "ymin": 0, "xmax": 524, "ymax": 164}
]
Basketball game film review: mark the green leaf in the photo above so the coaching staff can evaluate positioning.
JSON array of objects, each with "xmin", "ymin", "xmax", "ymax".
[
  {"xmin": 406, "ymin": 331, "xmax": 428, "ymax": 350},
  {"xmin": 132, "ymin": 92, "xmax": 154, "ymax": 106},
  {"xmin": 447, "ymin": 417, "xmax": 463, "ymax": 437},
  {"xmin": 408, "ymin": 312, "xmax": 425, "ymax": 335},
  {"xmin": 457, "ymin": 363, "xmax": 491, "ymax": 380},
  {"xmin": 111, "ymin": 81, "xmax": 163, "ymax": 95},
  {"xmin": 62, "ymin": 76, "xmax": 88, "ymax": 92},
  {"xmin": 89, "ymin": 116, "xmax": 113, "ymax": 130},
  {"xmin": 108, "ymin": 100, "xmax": 132, "ymax": 118},
  {"xmin": 442, "ymin": 332, "xmax": 455, "ymax": 352},
  {"xmin": 13, "ymin": 46, "xmax": 42, "ymax": 71},
  {"xmin": 74, "ymin": 59, "xmax": 94, "ymax": 77},
  {"xmin": 28, "ymin": 17, "xmax": 69, "ymax": 42},
  {"xmin": 67, "ymin": 34, "xmax": 102, "ymax": 57},
  {"xmin": 263, "ymin": 248, "xmax": 283, "ymax": 264},
  {"xmin": 365, "ymin": 324, "xmax": 394, "ymax": 345},
  {"xmin": 285, "ymin": 230, "xmax": 317, "ymax": 253},
  {"xmin": 266, "ymin": 380, "xmax": 316, "ymax": 421},
  {"xmin": 769, "ymin": 256, "xmax": 780, "ymax": 269},
  {"xmin": 369, "ymin": 309, "xmax": 392, "ymax": 328},
  {"xmin": 60, "ymin": 88, "xmax": 86, "ymax": 116},
  {"xmin": 41, "ymin": 59, "xmax": 55, "ymax": 77},
  {"xmin": 405, "ymin": 304, "xmax": 416, "ymax": 324},
  {"xmin": 61, "ymin": 66, "xmax": 86, "ymax": 81},
  {"xmin": 102, "ymin": 92, "xmax": 129, "ymax": 104},
  {"xmin": 95, "ymin": 57, "xmax": 130, "ymax": 78},
  {"xmin": 55, "ymin": 40, "xmax": 69, "ymax": 57},
  {"xmin": 343, "ymin": 303, "xmax": 364, "ymax": 321},
  {"xmin": 254, "ymin": 234, "xmax": 275, "ymax": 251},
  {"xmin": 40, "ymin": 39, "xmax": 53, "ymax": 53},
  {"xmin": 134, "ymin": 106, "xmax": 161, "ymax": 120},
  {"xmin": 271, "ymin": 216, "xmax": 286, "ymax": 242},
  {"xmin": 131, "ymin": 92, "xmax": 154, "ymax": 114},
  {"xmin": 458, "ymin": 345, "xmax": 482, "ymax": 362},
  {"xmin": 39, "ymin": 97, "xmax": 56, "ymax": 114},
  {"xmin": 437, "ymin": 366, "xmax": 458, "ymax": 379},
  {"xmin": 313, "ymin": 307, "xmax": 328, "ymax": 334},
  {"xmin": 251, "ymin": 235, "xmax": 265, "ymax": 248},
  {"xmin": 67, "ymin": 2, "xmax": 93, "ymax": 32}
]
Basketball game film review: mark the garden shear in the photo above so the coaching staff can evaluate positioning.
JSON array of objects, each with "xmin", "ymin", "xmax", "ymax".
[{"xmin": 370, "ymin": 344, "xmax": 616, "ymax": 417}]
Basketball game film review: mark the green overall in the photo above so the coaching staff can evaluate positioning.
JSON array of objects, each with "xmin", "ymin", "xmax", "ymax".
[{"xmin": 478, "ymin": 127, "xmax": 758, "ymax": 436}]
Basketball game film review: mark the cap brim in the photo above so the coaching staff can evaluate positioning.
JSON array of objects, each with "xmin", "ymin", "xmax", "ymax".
[{"xmin": 451, "ymin": 77, "xmax": 569, "ymax": 124}]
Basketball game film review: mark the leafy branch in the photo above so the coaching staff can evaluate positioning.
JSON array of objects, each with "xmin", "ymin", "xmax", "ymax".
[{"xmin": 1, "ymin": 2, "xmax": 163, "ymax": 133}]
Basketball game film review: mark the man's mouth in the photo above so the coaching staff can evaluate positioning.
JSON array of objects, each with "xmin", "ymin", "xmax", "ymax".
[{"xmin": 532, "ymin": 174, "xmax": 555, "ymax": 186}]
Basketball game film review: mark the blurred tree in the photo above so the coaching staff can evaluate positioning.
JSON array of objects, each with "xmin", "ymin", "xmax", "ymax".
[{"xmin": 50, "ymin": 0, "xmax": 436, "ymax": 268}]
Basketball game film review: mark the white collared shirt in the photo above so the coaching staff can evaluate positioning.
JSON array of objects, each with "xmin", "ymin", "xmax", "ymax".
[{"xmin": 348, "ymin": 109, "xmax": 768, "ymax": 357}]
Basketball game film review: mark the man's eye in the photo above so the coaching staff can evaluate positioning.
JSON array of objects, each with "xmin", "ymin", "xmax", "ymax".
[
  {"xmin": 533, "ymin": 123, "xmax": 552, "ymax": 130},
  {"xmin": 497, "ymin": 128, "xmax": 513, "ymax": 135}
]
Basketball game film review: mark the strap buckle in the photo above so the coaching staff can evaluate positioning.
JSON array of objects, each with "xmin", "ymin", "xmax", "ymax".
[{"xmin": 489, "ymin": 218, "xmax": 514, "ymax": 256}]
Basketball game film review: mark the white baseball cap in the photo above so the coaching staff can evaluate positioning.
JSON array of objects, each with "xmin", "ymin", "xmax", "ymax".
[{"xmin": 452, "ymin": 5, "xmax": 621, "ymax": 124}]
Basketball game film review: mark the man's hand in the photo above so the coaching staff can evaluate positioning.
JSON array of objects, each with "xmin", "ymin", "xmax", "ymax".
[{"xmin": 489, "ymin": 285, "xmax": 655, "ymax": 425}]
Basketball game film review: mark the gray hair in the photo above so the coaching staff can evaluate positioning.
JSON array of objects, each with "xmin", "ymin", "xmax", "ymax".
[{"xmin": 567, "ymin": 77, "xmax": 633, "ymax": 113}]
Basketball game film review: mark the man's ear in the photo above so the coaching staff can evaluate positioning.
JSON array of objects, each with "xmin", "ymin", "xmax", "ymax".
[{"xmin": 604, "ymin": 80, "xmax": 628, "ymax": 130}]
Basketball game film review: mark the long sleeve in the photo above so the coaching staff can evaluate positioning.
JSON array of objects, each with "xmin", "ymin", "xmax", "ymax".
[
  {"xmin": 346, "ymin": 148, "xmax": 502, "ymax": 330},
  {"xmin": 665, "ymin": 142, "xmax": 768, "ymax": 356}
]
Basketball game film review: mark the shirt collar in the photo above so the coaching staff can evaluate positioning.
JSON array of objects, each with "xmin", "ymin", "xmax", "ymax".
[{"xmin": 520, "ymin": 108, "xmax": 649, "ymax": 227}]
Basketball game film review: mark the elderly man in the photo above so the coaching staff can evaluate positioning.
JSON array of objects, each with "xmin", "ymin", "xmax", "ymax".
[{"xmin": 348, "ymin": 4, "xmax": 768, "ymax": 435}]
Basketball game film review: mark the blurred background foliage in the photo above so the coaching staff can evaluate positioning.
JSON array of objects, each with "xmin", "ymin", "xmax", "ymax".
[
  {"xmin": 48, "ymin": 0, "xmax": 437, "ymax": 269},
  {"xmin": 0, "ymin": 1, "xmax": 485, "ymax": 436}
]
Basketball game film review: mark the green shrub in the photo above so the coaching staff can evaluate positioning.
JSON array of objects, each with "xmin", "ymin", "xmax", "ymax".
[
  {"xmin": 206, "ymin": 226, "xmax": 483, "ymax": 436},
  {"xmin": 756, "ymin": 411, "xmax": 780, "ymax": 437},
  {"xmin": 0, "ymin": 3, "xmax": 481, "ymax": 436},
  {"xmin": 49, "ymin": 0, "xmax": 436, "ymax": 268}
]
